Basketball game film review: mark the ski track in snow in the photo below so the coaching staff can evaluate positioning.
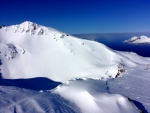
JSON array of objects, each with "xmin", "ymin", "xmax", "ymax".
[{"xmin": 0, "ymin": 86, "xmax": 81, "ymax": 113}]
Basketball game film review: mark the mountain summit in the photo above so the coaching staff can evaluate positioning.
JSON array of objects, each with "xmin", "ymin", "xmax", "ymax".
[{"xmin": 0, "ymin": 21, "xmax": 62, "ymax": 36}]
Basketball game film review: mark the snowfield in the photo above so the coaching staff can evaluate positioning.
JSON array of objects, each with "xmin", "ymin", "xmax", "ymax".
[
  {"xmin": 0, "ymin": 21, "xmax": 150, "ymax": 113},
  {"xmin": 124, "ymin": 35, "xmax": 150, "ymax": 44}
]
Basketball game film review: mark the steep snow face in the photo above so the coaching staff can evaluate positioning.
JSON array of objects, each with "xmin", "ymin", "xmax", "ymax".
[
  {"xmin": 124, "ymin": 35, "xmax": 150, "ymax": 44},
  {"xmin": 0, "ymin": 21, "xmax": 146, "ymax": 82}
]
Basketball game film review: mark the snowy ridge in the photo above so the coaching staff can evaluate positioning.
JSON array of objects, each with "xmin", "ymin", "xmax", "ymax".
[{"xmin": 124, "ymin": 35, "xmax": 150, "ymax": 44}]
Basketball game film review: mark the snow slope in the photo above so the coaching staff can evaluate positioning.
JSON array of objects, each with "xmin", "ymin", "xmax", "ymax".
[
  {"xmin": 0, "ymin": 21, "xmax": 150, "ymax": 113},
  {"xmin": 0, "ymin": 79, "xmax": 141, "ymax": 113},
  {"xmin": 0, "ymin": 85, "xmax": 81, "ymax": 113},
  {"xmin": 108, "ymin": 65, "xmax": 150, "ymax": 112},
  {"xmin": 54, "ymin": 79, "xmax": 141, "ymax": 113},
  {"xmin": 124, "ymin": 35, "xmax": 150, "ymax": 44},
  {"xmin": 0, "ymin": 21, "xmax": 138, "ymax": 82}
]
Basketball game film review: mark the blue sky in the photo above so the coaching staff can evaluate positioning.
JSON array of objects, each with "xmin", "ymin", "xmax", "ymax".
[{"xmin": 1, "ymin": 0, "xmax": 150, "ymax": 34}]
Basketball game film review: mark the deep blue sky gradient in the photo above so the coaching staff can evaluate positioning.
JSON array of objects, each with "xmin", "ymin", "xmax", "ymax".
[{"xmin": 1, "ymin": 0, "xmax": 150, "ymax": 34}]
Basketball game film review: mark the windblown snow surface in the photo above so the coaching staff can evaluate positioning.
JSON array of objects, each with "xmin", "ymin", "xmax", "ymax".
[
  {"xmin": 0, "ymin": 21, "xmax": 150, "ymax": 113},
  {"xmin": 124, "ymin": 35, "xmax": 150, "ymax": 44}
]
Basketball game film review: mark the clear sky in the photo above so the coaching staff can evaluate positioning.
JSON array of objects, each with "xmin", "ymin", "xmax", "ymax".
[{"xmin": 1, "ymin": 0, "xmax": 150, "ymax": 34}]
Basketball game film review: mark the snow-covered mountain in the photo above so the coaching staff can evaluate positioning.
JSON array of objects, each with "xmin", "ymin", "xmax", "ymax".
[
  {"xmin": 0, "ymin": 21, "xmax": 140, "ymax": 82},
  {"xmin": 124, "ymin": 35, "xmax": 150, "ymax": 44},
  {"xmin": 0, "ymin": 21, "xmax": 150, "ymax": 113}
]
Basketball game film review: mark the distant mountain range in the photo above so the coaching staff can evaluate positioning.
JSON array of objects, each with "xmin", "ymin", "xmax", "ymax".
[{"xmin": 73, "ymin": 32, "xmax": 150, "ymax": 40}]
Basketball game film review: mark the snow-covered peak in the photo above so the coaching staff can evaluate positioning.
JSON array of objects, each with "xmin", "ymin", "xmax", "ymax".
[
  {"xmin": 125, "ymin": 35, "xmax": 150, "ymax": 44},
  {"xmin": 20, "ymin": 21, "xmax": 35, "ymax": 26},
  {"xmin": 0, "ymin": 21, "xmax": 61, "ymax": 36},
  {"xmin": 19, "ymin": 21, "xmax": 39, "ymax": 30}
]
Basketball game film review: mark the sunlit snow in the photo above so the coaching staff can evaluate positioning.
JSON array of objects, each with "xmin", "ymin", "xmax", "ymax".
[{"xmin": 0, "ymin": 21, "xmax": 149, "ymax": 113}]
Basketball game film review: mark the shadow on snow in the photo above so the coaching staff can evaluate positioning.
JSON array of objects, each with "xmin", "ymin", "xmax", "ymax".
[
  {"xmin": 0, "ymin": 59, "xmax": 2, "ymax": 79},
  {"xmin": 0, "ymin": 77, "xmax": 61, "ymax": 91},
  {"xmin": 128, "ymin": 98, "xmax": 148, "ymax": 113}
]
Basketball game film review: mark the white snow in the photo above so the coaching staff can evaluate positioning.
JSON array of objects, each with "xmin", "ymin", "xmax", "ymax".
[
  {"xmin": 0, "ymin": 79, "xmax": 140, "ymax": 113},
  {"xmin": 54, "ymin": 79, "xmax": 140, "ymax": 113},
  {"xmin": 0, "ymin": 21, "xmax": 138, "ymax": 82},
  {"xmin": 0, "ymin": 21, "xmax": 150, "ymax": 113},
  {"xmin": 124, "ymin": 35, "xmax": 150, "ymax": 44},
  {"xmin": 108, "ymin": 65, "xmax": 150, "ymax": 112},
  {"xmin": 0, "ymin": 86, "xmax": 81, "ymax": 113}
]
